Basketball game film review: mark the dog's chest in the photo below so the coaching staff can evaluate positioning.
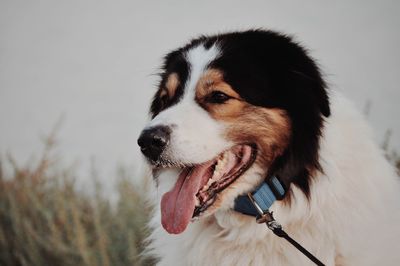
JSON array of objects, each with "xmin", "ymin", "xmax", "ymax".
[{"xmin": 154, "ymin": 216, "xmax": 329, "ymax": 266}]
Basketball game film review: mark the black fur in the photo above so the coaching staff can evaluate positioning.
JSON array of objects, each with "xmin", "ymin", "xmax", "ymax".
[
  {"xmin": 150, "ymin": 29, "xmax": 330, "ymax": 198},
  {"xmin": 150, "ymin": 50, "xmax": 189, "ymax": 118}
]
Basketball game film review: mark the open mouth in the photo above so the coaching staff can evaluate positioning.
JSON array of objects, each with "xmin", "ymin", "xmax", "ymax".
[{"xmin": 160, "ymin": 144, "xmax": 257, "ymax": 234}]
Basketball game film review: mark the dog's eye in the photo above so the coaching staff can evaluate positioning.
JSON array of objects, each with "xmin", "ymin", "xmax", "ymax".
[{"xmin": 207, "ymin": 91, "xmax": 231, "ymax": 104}]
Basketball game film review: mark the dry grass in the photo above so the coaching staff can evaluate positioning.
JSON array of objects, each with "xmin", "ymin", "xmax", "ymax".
[{"xmin": 0, "ymin": 135, "xmax": 154, "ymax": 266}]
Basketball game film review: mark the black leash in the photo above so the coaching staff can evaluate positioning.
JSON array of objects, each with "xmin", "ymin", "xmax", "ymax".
[{"xmin": 248, "ymin": 193, "xmax": 326, "ymax": 266}]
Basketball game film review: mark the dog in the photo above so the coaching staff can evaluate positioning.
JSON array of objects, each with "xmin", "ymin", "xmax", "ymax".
[{"xmin": 137, "ymin": 29, "xmax": 400, "ymax": 265}]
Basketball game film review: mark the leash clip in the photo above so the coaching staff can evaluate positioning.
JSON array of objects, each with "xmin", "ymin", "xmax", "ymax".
[
  {"xmin": 247, "ymin": 192, "xmax": 325, "ymax": 266},
  {"xmin": 247, "ymin": 192, "xmax": 277, "ymax": 225}
]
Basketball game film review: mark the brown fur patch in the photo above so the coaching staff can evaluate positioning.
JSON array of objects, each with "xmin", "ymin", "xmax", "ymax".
[
  {"xmin": 165, "ymin": 72, "xmax": 180, "ymax": 99},
  {"xmin": 225, "ymin": 107, "xmax": 291, "ymax": 167},
  {"xmin": 195, "ymin": 69, "xmax": 291, "ymax": 168},
  {"xmin": 196, "ymin": 69, "xmax": 241, "ymax": 100}
]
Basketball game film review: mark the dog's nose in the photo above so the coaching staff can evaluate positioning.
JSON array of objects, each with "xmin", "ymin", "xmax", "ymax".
[{"xmin": 137, "ymin": 126, "xmax": 170, "ymax": 161}]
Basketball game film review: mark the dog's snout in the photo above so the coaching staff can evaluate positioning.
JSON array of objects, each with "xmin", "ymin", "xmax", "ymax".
[{"xmin": 137, "ymin": 126, "xmax": 170, "ymax": 161}]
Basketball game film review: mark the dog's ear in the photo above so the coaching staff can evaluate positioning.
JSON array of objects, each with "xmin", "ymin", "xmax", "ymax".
[{"xmin": 265, "ymin": 43, "xmax": 330, "ymax": 199}]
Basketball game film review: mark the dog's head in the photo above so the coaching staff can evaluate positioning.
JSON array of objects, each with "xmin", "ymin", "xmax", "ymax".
[{"xmin": 138, "ymin": 30, "xmax": 330, "ymax": 234}]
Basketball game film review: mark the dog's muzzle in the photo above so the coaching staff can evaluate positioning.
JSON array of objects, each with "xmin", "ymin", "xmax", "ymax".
[{"xmin": 137, "ymin": 125, "xmax": 170, "ymax": 161}]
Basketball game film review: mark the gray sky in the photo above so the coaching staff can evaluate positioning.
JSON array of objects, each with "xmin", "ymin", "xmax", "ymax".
[{"xmin": 0, "ymin": 0, "xmax": 399, "ymax": 183}]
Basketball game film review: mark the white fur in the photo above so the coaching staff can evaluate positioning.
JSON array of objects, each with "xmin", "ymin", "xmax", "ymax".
[
  {"xmin": 144, "ymin": 91, "xmax": 400, "ymax": 266},
  {"xmin": 147, "ymin": 44, "xmax": 231, "ymax": 165}
]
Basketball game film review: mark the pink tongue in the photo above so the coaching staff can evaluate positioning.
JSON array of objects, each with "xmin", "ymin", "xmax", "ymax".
[{"xmin": 161, "ymin": 161, "xmax": 214, "ymax": 234}]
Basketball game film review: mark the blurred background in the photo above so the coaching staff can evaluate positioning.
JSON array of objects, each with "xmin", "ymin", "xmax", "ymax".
[{"xmin": 0, "ymin": 1, "xmax": 399, "ymax": 265}]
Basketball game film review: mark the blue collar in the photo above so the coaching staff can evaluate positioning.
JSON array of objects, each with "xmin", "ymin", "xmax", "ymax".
[{"xmin": 233, "ymin": 176, "xmax": 286, "ymax": 216}]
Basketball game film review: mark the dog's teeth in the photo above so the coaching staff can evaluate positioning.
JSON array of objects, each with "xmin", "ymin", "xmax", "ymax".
[
  {"xmin": 214, "ymin": 152, "xmax": 228, "ymax": 175},
  {"xmin": 195, "ymin": 197, "xmax": 200, "ymax": 207},
  {"xmin": 213, "ymin": 168, "xmax": 221, "ymax": 176}
]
